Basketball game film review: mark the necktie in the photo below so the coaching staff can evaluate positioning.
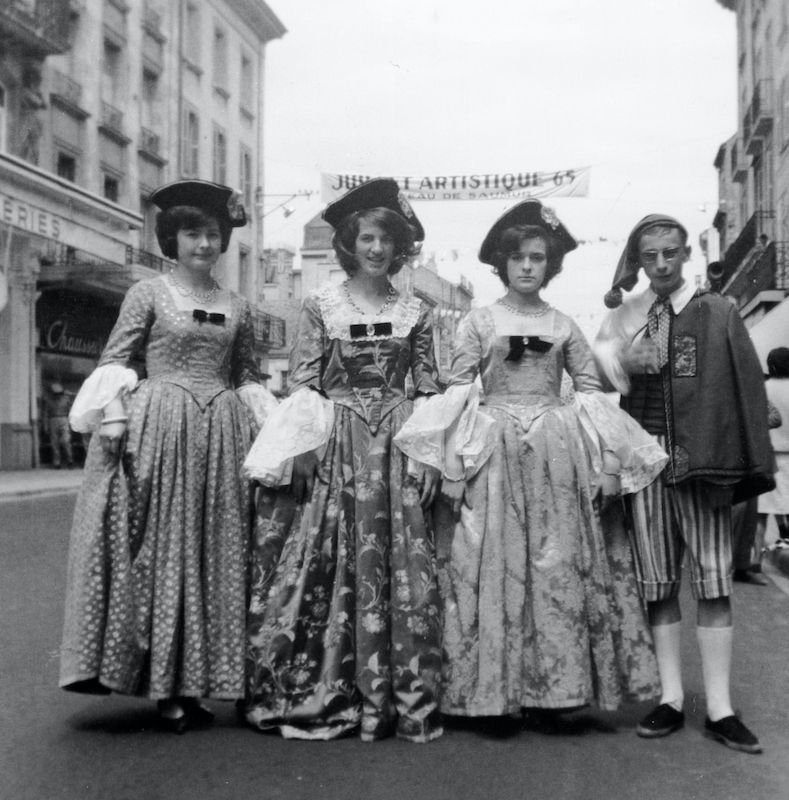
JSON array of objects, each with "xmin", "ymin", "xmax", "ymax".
[{"xmin": 647, "ymin": 297, "xmax": 671, "ymax": 368}]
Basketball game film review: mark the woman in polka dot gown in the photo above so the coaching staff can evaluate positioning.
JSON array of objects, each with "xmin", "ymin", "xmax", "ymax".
[{"xmin": 59, "ymin": 180, "xmax": 276, "ymax": 732}]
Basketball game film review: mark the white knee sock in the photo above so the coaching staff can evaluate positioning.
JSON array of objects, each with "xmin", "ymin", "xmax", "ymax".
[
  {"xmin": 652, "ymin": 622, "xmax": 684, "ymax": 711},
  {"xmin": 697, "ymin": 625, "xmax": 734, "ymax": 722}
]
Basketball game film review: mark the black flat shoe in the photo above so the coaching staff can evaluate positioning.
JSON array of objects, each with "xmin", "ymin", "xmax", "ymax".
[
  {"xmin": 636, "ymin": 703, "xmax": 685, "ymax": 738},
  {"xmin": 180, "ymin": 698, "xmax": 215, "ymax": 728},
  {"xmin": 157, "ymin": 700, "xmax": 189, "ymax": 734},
  {"xmin": 704, "ymin": 715, "xmax": 762, "ymax": 754}
]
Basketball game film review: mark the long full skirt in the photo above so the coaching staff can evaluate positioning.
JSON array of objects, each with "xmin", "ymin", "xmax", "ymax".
[
  {"xmin": 437, "ymin": 403, "xmax": 659, "ymax": 716},
  {"xmin": 59, "ymin": 380, "xmax": 254, "ymax": 699},
  {"xmin": 245, "ymin": 403, "xmax": 443, "ymax": 741}
]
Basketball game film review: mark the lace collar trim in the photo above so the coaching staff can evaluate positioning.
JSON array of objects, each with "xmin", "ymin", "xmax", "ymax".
[{"xmin": 317, "ymin": 282, "xmax": 422, "ymax": 341}]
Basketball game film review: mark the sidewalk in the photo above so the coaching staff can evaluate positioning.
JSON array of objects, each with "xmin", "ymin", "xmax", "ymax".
[{"xmin": 0, "ymin": 467, "xmax": 83, "ymax": 501}]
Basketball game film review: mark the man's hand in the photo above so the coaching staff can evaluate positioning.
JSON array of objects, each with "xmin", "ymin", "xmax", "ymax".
[{"xmin": 621, "ymin": 340, "xmax": 660, "ymax": 375}]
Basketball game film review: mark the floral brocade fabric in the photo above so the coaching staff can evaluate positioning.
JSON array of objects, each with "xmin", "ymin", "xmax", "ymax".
[
  {"xmin": 60, "ymin": 277, "xmax": 261, "ymax": 699},
  {"xmin": 429, "ymin": 305, "xmax": 660, "ymax": 715},
  {"xmin": 245, "ymin": 285, "xmax": 444, "ymax": 741}
]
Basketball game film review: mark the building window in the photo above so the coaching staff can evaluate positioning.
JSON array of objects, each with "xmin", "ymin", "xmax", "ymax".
[
  {"xmin": 102, "ymin": 39, "xmax": 123, "ymax": 104},
  {"xmin": 181, "ymin": 104, "xmax": 199, "ymax": 176},
  {"xmin": 56, "ymin": 151, "xmax": 77, "ymax": 182},
  {"xmin": 103, "ymin": 172, "xmax": 120, "ymax": 202},
  {"xmin": 239, "ymin": 145, "xmax": 253, "ymax": 208},
  {"xmin": 212, "ymin": 125, "xmax": 227, "ymax": 184},
  {"xmin": 240, "ymin": 52, "xmax": 253, "ymax": 113},
  {"xmin": 142, "ymin": 69, "xmax": 159, "ymax": 130},
  {"xmin": 782, "ymin": 77, "xmax": 789, "ymax": 150},
  {"xmin": 184, "ymin": 2, "xmax": 201, "ymax": 69},
  {"xmin": 239, "ymin": 245, "xmax": 250, "ymax": 297},
  {"xmin": 0, "ymin": 83, "xmax": 6, "ymax": 152},
  {"xmin": 213, "ymin": 26, "xmax": 228, "ymax": 93}
]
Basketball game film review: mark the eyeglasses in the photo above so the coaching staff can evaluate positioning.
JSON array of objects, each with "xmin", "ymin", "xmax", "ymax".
[
  {"xmin": 193, "ymin": 309, "xmax": 225, "ymax": 325},
  {"xmin": 639, "ymin": 247, "xmax": 684, "ymax": 266}
]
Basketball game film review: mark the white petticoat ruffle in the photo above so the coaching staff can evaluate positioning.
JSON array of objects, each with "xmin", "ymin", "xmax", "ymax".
[
  {"xmin": 394, "ymin": 383, "xmax": 497, "ymax": 481},
  {"xmin": 68, "ymin": 364, "xmax": 139, "ymax": 432},
  {"xmin": 243, "ymin": 387, "xmax": 335, "ymax": 487}
]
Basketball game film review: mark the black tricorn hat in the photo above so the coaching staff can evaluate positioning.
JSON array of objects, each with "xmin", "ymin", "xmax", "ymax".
[
  {"xmin": 322, "ymin": 178, "xmax": 425, "ymax": 241},
  {"xmin": 150, "ymin": 179, "xmax": 247, "ymax": 228},
  {"xmin": 478, "ymin": 199, "xmax": 577, "ymax": 266}
]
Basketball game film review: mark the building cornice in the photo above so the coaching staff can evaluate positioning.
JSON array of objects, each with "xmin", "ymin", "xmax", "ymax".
[
  {"xmin": 224, "ymin": 0, "xmax": 286, "ymax": 42},
  {"xmin": 0, "ymin": 151, "xmax": 143, "ymax": 231},
  {"xmin": 715, "ymin": 0, "xmax": 735, "ymax": 11}
]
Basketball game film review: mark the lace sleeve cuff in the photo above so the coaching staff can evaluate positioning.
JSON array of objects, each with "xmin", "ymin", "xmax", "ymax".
[
  {"xmin": 243, "ymin": 387, "xmax": 335, "ymax": 486},
  {"xmin": 573, "ymin": 391, "xmax": 668, "ymax": 494},
  {"xmin": 68, "ymin": 364, "xmax": 138, "ymax": 432},
  {"xmin": 394, "ymin": 383, "xmax": 497, "ymax": 480}
]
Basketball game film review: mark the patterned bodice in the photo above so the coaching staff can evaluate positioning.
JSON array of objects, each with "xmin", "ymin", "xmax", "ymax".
[
  {"xmin": 288, "ymin": 283, "xmax": 440, "ymax": 433},
  {"xmin": 449, "ymin": 304, "xmax": 602, "ymax": 409},
  {"xmin": 98, "ymin": 277, "xmax": 259, "ymax": 407}
]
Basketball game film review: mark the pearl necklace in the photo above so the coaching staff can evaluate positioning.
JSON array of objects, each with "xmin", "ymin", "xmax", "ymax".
[
  {"xmin": 342, "ymin": 280, "xmax": 398, "ymax": 316},
  {"xmin": 496, "ymin": 297, "xmax": 550, "ymax": 317},
  {"xmin": 168, "ymin": 272, "xmax": 220, "ymax": 304}
]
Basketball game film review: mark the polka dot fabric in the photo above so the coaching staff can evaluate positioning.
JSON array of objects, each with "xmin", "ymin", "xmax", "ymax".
[{"xmin": 60, "ymin": 277, "xmax": 259, "ymax": 699}]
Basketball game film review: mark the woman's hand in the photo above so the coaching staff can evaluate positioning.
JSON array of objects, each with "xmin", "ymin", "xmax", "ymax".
[
  {"xmin": 419, "ymin": 466, "xmax": 441, "ymax": 509},
  {"xmin": 99, "ymin": 421, "xmax": 126, "ymax": 461},
  {"xmin": 291, "ymin": 451, "xmax": 319, "ymax": 503},
  {"xmin": 440, "ymin": 478, "xmax": 467, "ymax": 517},
  {"xmin": 598, "ymin": 472, "xmax": 621, "ymax": 509}
]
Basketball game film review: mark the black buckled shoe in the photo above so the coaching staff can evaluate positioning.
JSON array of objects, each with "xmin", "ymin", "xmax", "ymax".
[
  {"xmin": 636, "ymin": 703, "xmax": 685, "ymax": 738},
  {"xmin": 704, "ymin": 715, "xmax": 762, "ymax": 754}
]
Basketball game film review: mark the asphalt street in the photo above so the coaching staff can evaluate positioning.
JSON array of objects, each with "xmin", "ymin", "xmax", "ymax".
[{"xmin": 1, "ymin": 491, "xmax": 787, "ymax": 800}]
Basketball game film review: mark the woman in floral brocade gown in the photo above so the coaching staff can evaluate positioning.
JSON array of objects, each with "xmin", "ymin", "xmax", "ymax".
[
  {"xmin": 395, "ymin": 200, "xmax": 666, "ymax": 728},
  {"xmin": 243, "ymin": 179, "xmax": 444, "ymax": 743},
  {"xmin": 59, "ymin": 180, "xmax": 275, "ymax": 732}
]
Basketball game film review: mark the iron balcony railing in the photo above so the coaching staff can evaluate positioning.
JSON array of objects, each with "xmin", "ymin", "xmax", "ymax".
[
  {"xmin": 125, "ymin": 247, "xmax": 174, "ymax": 273},
  {"xmin": 252, "ymin": 308, "xmax": 286, "ymax": 349},
  {"xmin": 139, "ymin": 127, "xmax": 160, "ymax": 155},
  {"xmin": 51, "ymin": 69, "xmax": 83, "ymax": 109},
  {"xmin": 0, "ymin": 0, "xmax": 71, "ymax": 54},
  {"xmin": 101, "ymin": 101, "xmax": 124, "ymax": 133}
]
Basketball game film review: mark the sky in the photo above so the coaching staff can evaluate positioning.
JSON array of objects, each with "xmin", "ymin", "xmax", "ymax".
[{"xmin": 259, "ymin": 0, "xmax": 738, "ymax": 338}]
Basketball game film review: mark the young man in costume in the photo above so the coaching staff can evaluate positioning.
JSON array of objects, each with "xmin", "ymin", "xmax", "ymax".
[{"xmin": 594, "ymin": 214, "xmax": 774, "ymax": 754}]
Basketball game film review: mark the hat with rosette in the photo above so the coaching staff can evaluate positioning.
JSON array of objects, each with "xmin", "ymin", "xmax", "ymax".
[
  {"xmin": 322, "ymin": 178, "xmax": 424, "ymax": 242},
  {"xmin": 478, "ymin": 199, "xmax": 577, "ymax": 266},
  {"xmin": 150, "ymin": 179, "xmax": 247, "ymax": 228}
]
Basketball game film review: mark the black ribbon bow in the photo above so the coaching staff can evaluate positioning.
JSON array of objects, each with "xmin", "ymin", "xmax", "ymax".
[
  {"xmin": 350, "ymin": 322, "xmax": 392, "ymax": 338},
  {"xmin": 505, "ymin": 335, "xmax": 553, "ymax": 361},
  {"xmin": 193, "ymin": 309, "xmax": 225, "ymax": 325}
]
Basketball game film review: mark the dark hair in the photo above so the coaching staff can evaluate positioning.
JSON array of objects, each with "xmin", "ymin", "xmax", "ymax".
[
  {"xmin": 155, "ymin": 205, "xmax": 232, "ymax": 259},
  {"xmin": 331, "ymin": 207, "xmax": 418, "ymax": 276},
  {"xmin": 767, "ymin": 347, "xmax": 789, "ymax": 378},
  {"xmin": 490, "ymin": 224, "xmax": 564, "ymax": 287}
]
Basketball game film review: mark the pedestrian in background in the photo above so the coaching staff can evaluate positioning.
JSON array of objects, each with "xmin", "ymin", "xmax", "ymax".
[
  {"xmin": 59, "ymin": 180, "xmax": 275, "ymax": 732},
  {"xmin": 757, "ymin": 347, "xmax": 789, "ymax": 546},
  {"xmin": 243, "ymin": 179, "xmax": 444, "ymax": 743},
  {"xmin": 395, "ymin": 200, "xmax": 666, "ymax": 731},
  {"xmin": 594, "ymin": 213, "xmax": 775, "ymax": 754},
  {"xmin": 44, "ymin": 381, "xmax": 74, "ymax": 469}
]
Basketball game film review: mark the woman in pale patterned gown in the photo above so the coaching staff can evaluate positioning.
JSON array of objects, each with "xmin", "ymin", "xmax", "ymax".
[
  {"xmin": 59, "ymin": 180, "xmax": 275, "ymax": 732},
  {"xmin": 243, "ymin": 178, "xmax": 444, "ymax": 743},
  {"xmin": 395, "ymin": 200, "xmax": 667, "ymax": 728}
]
